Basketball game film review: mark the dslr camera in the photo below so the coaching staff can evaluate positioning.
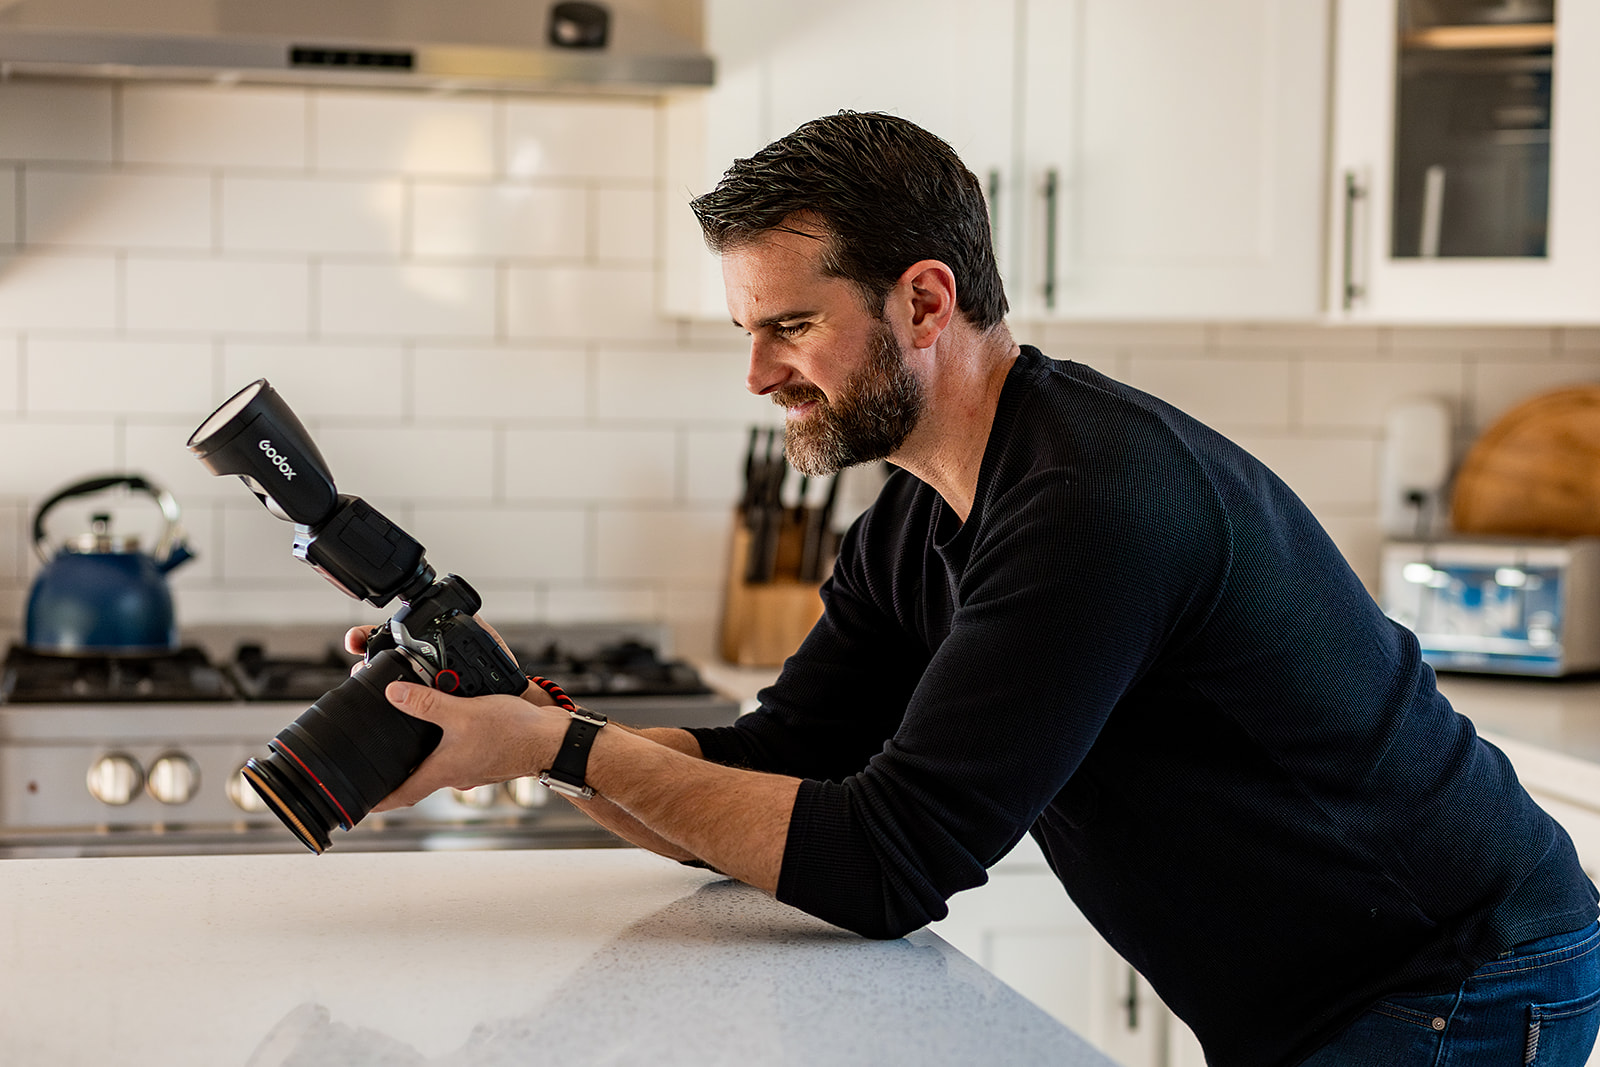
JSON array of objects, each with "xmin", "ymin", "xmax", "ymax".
[{"xmin": 187, "ymin": 379, "xmax": 529, "ymax": 853}]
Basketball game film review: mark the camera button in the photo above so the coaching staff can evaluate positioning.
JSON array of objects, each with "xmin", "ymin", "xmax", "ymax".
[{"xmin": 434, "ymin": 668, "xmax": 461, "ymax": 692}]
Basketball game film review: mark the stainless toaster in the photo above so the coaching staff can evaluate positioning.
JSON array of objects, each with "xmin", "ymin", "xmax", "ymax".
[{"xmin": 1379, "ymin": 538, "xmax": 1600, "ymax": 676}]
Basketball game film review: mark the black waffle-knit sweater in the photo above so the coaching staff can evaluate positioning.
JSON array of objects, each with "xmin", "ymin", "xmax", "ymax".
[{"xmin": 688, "ymin": 347, "xmax": 1597, "ymax": 1067}]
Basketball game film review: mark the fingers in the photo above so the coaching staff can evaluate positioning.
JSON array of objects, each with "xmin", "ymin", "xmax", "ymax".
[
  {"xmin": 471, "ymin": 613, "xmax": 519, "ymax": 665},
  {"xmin": 371, "ymin": 682, "xmax": 558, "ymax": 813},
  {"xmin": 345, "ymin": 624, "xmax": 378, "ymax": 656}
]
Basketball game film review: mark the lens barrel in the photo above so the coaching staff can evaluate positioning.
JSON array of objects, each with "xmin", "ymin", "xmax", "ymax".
[{"xmin": 242, "ymin": 648, "xmax": 442, "ymax": 853}]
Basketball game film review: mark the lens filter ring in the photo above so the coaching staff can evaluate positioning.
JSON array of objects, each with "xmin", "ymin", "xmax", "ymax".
[{"xmin": 241, "ymin": 758, "xmax": 331, "ymax": 854}]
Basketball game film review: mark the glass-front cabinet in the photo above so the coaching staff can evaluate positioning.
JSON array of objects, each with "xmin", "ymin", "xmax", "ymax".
[{"xmin": 1330, "ymin": 0, "xmax": 1600, "ymax": 322}]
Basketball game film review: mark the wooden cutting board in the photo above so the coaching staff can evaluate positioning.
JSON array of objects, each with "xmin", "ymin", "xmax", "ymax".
[{"xmin": 1452, "ymin": 384, "xmax": 1600, "ymax": 537}]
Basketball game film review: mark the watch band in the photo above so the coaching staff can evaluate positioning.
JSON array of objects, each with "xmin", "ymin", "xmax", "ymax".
[{"xmin": 538, "ymin": 708, "xmax": 608, "ymax": 799}]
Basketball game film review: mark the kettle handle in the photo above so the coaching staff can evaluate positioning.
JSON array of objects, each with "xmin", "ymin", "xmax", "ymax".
[{"xmin": 32, "ymin": 473, "xmax": 188, "ymax": 565}]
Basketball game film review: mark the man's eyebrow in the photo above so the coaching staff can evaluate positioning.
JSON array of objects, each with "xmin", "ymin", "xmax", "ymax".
[{"xmin": 739, "ymin": 310, "xmax": 819, "ymax": 330}]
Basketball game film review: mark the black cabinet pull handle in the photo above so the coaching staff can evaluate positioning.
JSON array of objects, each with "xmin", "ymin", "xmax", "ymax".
[
  {"xmin": 1342, "ymin": 170, "xmax": 1367, "ymax": 311},
  {"xmin": 1043, "ymin": 168, "xmax": 1060, "ymax": 311}
]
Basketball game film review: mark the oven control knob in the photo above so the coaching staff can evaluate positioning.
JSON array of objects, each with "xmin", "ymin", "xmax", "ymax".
[
  {"xmin": 451, "ymin": 784, "xmax": 500, "ymax": 808},
  {"xmin": 147, "ymin": 753, "xmax": 202, "ymax": 805},
  {"xmin": 87, "ymin": 753, "xmax": 144, "ymax": 806},
  {"xmin": 227, "ymin": 764, "xmax": 270, "ymax": 813},
  {"xmin": 505, "ymin": 776, "xmax": 551, "ymax": 809}
]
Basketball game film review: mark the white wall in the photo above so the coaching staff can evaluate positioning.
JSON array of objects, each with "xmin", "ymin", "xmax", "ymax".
[{"xmin": 1, "ymin": 79, "xmax": 1598, "ymax": 658}]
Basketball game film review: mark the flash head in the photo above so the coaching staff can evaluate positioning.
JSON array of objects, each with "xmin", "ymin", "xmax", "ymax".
[{"xmin": 188, "ymin": 378, "xmax": 338, "ymax": 527}]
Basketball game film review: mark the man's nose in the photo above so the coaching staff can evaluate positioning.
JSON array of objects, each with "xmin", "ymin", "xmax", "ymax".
[{"xmin": 746, "ymin": 338, "xmax": 790, "ymax": 396}]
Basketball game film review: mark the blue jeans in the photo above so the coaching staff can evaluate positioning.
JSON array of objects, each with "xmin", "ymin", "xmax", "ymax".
[{"xmin": 1300, "ymin": 921, "xmax": 1600, "ymax": 1066}]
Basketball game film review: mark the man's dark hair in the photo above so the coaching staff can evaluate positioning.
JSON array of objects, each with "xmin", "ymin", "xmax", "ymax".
[{"xmin": 690, "ymin": 111, "xmax": 1008, "ymax": 330}]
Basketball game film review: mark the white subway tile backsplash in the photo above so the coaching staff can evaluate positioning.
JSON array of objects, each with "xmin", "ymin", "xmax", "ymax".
[
  {"xmin": 314, "ymin": 92, "xmax": 495, "ymax": 177},
  {"xmin": 504, "ymin": 99, "xmax": 656, "ymax": 182},
  {"xmin": 319, "ymin": 262, "xmax": 496, "ymax": 338},
  {"xmin": 222, "ymin": 343, "xmax": 406, "ymax": 420},
  {"xmin": 0, "ymin": 169, "xmax": 15, "ymax": 246},
  {"xmin": 174, "ymin": 586, "xmax": 365, "ymax": 626},
  {"xmin": 595, "ymin": 187, "xmax": 657, "ymax": 262},
  {"xmin": 1470, "ymin": 362, "xmax": 1600, "ymax": 432},
  {"xmin": 1233, "ymin": 436, "xmax": 1379, "ymax": 510},
  {"xmin": 408, "ymin": 505, "xmax": 587, "ymax": 580},
  {"xmin": 218, "ymin": 504, "xmax": 342, "ymax": 585},
  {"xmin": 0, "ymin": 83, "xmax": 114, "ymax": 163},
  {"xmin": 222, "ymin": 176, "xmax": 403, "ymax": 255},
  {"xmin": 685, "ymin": 428, "xmax": 750, "ymax": 505},
  {"xmin": 411, "ymin": 182, "xmax": 586, "ymax": 260},
  {"xmin": 504, "ymin": 428, "xmax": 677, "ymax": 502},
  {"xmin": 1210, "ymin": 323, "xmax": 1386, "ymax": 354},
  {"xmin": 123, "ymin": 421, "xmax": 241, "ymax": 505},
  {"xmin": 595, "ymin": 348, "xmax": 760, "ymax": 423},
  {"xmin": 1558, "ymin": 329, "xmax": 1600, "ymax": 359},
  {"xmin": 24, "ymin": 170, "xmax": 212, "ymax": 251},
  {"xmin": 0, "ymin": 78, "xmax": 1592, "ymax": 655},
  {"xmin": 0, "ymin": 422, "xmax": 119, "ymax": 495},
  {"xmin": 1300, "ymin": 360, "xmax": 1466, "ymax": 431},
  {"xmin": 311, "ymin": 424, "xmax": 495, "ymax": 500},
  {"xmin": 122, "ymin": 85, "xmax": 308, "ymax": 169},
  {"xmin": 1126, "ymin": 356, "xmax": 1292, "ymax": 429},
  {"xmin": 0, "ymin": 502, "xmax": 24, "ymax": 582},
  {"xmin": 544, "ymin": 586, "xmax": 661, "ymax": 624},
  {"xmin": 26, "ymin": 339, "xmax": 213, "ymax": 415},
  {"xmin": 125, "ymin": 257, "xmax": 310, "ymax": 334},
  {"xmin": 411, "ymin": 346, "xmax": 587, "ymax": 420},
  {"xmin": 595, "ymin": 507, "xmax": 728, "ymax": 581},
  {"xmin": 0, "ymin": 252, "xmax": 117, "ymax": 330},
  {"xmin": 506, "ymin": 265, "xmax": 670, "ymax": 342},
  {"xmin": 1390, "ymin": 326, "xmax": 1556, "ymax": 356},
  {"xmin": 0, "ymin": 337, "xmax": 17, "ymax": 414}
]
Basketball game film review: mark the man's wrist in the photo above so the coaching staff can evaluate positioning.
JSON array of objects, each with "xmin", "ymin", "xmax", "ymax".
[{"xmin": 538, "ymin": 708, "xmax": 608, "ymax": 798}]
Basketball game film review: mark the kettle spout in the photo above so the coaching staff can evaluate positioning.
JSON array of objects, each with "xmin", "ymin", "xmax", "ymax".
[{"xmin": 158, "ymin": 542, "xmax": 196, "ymax": 574}]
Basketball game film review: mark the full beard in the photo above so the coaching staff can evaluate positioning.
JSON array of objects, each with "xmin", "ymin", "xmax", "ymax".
[{"xmin": 772, "ymin": 319, "xmax": 925, "ymax": 478}]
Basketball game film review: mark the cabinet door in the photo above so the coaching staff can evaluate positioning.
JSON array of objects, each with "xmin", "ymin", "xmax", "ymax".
[
  {"xmin": 931, "ymin": 840, "xmax": 1197, "ymax": 1067},
  {"xmin": 662, "ymin": 0, "xmax": 1016, "ymax": 320},
  {"xmin": 1329, "ymin": 0, "xmax": 1600, "ymax": 323},
  {"xmin": 1016, "ymin": 0, "xmax": 1329, "ymax": 320}
]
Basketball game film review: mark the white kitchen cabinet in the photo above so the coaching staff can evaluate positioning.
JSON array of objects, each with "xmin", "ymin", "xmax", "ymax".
[
  {"xmin": 664, "ymin": 0, "xmax": 1328, "ymax": 323},
  {"xmin": 930, "ymin": 836, "xmax": 1205, "ymax": 1067},
  {"xmin": 1328, "ymin": 0, "xmax": 1600, "ymax": 323},
  {"xmin": 1013, "ymin": 0, "xmax": 1329, "ymax": 320},
  {"xmin": 661, "ymin": 0, "xmax": 1015, "ymax": 320}
]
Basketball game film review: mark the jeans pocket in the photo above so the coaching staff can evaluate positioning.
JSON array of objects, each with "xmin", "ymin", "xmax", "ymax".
[{"xmin": 1528, "ymin": 986, "xmax": 1600, "ymax": 1066}]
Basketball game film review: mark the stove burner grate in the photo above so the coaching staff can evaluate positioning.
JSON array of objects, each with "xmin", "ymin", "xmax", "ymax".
[{"xmin": 0, "ymin": 645, "xmax": 238, "ymax": 704}]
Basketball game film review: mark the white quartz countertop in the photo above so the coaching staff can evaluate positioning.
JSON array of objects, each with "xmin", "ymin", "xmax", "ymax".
[{"xmin": 0, "ymin": 847, "xmax": 1111, "ymax": 1067}]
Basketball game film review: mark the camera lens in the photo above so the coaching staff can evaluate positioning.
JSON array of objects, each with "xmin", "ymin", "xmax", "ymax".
[{"xmin": 242, "ymin": 648, "xmax": 441, "ymax": 853}]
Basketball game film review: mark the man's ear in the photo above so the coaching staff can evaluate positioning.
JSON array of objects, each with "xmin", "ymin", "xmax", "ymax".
[{"xmin": 895, "ymin": 260, "xmax": 958, "ymax": 350}]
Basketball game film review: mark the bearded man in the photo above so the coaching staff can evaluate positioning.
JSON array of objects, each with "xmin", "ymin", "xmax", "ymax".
[{"xmin": 362, "ymin": 112, "xmax": 1600, "ymax": 1067}]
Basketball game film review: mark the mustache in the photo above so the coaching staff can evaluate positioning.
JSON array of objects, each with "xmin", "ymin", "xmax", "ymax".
[{"xmin": 770, "ymin": 383, "xmax": 826, "ymax": 409}]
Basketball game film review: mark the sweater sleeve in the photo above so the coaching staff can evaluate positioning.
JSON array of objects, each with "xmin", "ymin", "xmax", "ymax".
[
  {"xmin": 773, "ymin": 462, "xmax": 1229, "ymax": 940},
  {"xmin": 687, "ymin": 490, "xmax": 935, "ymax": 781}
]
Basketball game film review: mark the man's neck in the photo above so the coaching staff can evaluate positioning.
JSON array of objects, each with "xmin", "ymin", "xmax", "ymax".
[{"xmin": 890, "ymin": 326, "xmax": 1021, "ymax": 523}]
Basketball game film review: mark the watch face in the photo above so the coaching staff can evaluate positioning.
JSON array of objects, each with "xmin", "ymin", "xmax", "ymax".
[{"xmin": 538, "ymin": 770, "xmax": 594, "ymax": 800}]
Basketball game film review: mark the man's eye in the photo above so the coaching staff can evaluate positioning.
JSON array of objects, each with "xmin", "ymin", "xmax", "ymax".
[{"xmin": 773, "ymin": 322, "xmax": 808, "ymax": 338}]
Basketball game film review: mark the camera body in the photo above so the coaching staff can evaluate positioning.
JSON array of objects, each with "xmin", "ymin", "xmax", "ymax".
[
  {"xmin": 366, "ymin": 573, "xmax": 525, "ymax": 699},
  {"xmin": 187, "ymin": 379, "xmax": 528, "ymax": 852}
]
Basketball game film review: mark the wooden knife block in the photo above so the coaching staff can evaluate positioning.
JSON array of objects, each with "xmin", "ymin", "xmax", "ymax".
[{"xmin": 719, "ymin": 513, "xmax": 825, "ymax": 666}]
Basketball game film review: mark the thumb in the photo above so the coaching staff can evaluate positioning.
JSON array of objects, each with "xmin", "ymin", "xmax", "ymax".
[{"xmin": 386, "ymin": 680, "xmax": 452, "ymax": 722}]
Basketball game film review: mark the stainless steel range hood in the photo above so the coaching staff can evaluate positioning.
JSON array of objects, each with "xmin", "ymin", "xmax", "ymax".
[{"xmin": 0, "ymin": 0, "xmax": 713, "ymax": 94}]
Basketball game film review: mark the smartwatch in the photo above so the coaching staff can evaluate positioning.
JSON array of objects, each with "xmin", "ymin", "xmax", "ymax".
[{"xmin": 538, "ymin": 708, "xmax": 608, "ymax": 798}]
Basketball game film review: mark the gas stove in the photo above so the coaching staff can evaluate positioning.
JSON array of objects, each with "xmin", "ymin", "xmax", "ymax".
[{"xmin": 0, "ymin": 622, "xmax": 739, "ymax": 858}]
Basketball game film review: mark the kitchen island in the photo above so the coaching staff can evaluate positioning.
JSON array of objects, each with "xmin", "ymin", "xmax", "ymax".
[{"xmin": 0, "ymin": 847, "xmax": 1112, "ymax": 1067}]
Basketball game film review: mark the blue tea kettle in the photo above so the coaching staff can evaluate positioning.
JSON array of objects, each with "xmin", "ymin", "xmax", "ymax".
[{"xmin": 26, "ymin": 474, "xmax": 195, "ymax": 654}]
